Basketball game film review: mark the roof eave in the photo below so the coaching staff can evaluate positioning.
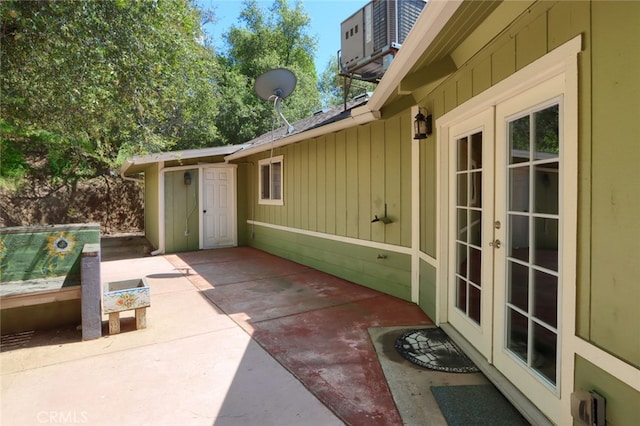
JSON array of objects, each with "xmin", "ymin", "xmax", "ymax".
[
  {"xmin": 120, "ymin": 145, "xmax": 248, "ymax": 177},
  {"xmin": 367, "ymin": 0, "xmax": 464, "ymax": 112},
  {"xmin": 224, "ymin": 108, "xmax": 380, "ymax": 161}
]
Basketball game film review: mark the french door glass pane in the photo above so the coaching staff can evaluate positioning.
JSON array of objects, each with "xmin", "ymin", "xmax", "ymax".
[
  {"xmin": 507, "ymin": 308, "xmax": 528, "ymax": 362},
  {"xmin": 505, "ymin": 103, "xmax": 560, "ymax": 387},
  {"xmin": 533, "ymin": 270, "xmax": 558, "ymax": 327},
  {"xmin": 469, "ymin": 284, "xmax": 481, "ymax": 324},
  {"xmin": 508, "ymin": 261, "xmax": 529, "ymax": 311},
  {"xmin": 457, "ymin": 278, "xmax": 467, "ymax": 311},
  {"xmin": 457, "ymin": 174, "xmax": 468, "ymax": 205},
  {"xmin": 509, "ymin": 215, "xmax": 529, "ymax": 261},
  {"xmin": 470, "ymin": 171, "xmax": 482, "ymax": 207},
  {"xmin": 509, "ymin": 115, "xmax": 530, "ymax": 164},
  {"xmin": 455, "ymin": 132, "xmax": 483, "ymax": 326},
  {"xmin": 457, "ymin": 208, "xmax": 468, "ymax": 241},
  {"xmin": 458, "ymin": 137, "xmax": 468, "ymax": 171},
  {"xmin": 533, "ymin": 217, "xmax": 558, "ymax": 271},
  {"xmin": 534, "ymin": 105, "xmax": 559, "ymax": 160},
  {"xmin": 457, "ymin": 243, "xmax": 467, "ymax": 277},
  {"xmin": 509, "ymin": 167, "xmax": 529, "ymax": 211},
  {"xmin": 534, "ymin": 164, "xmax": 559, "ymax": 214},
  {"xmin": 471, "ymin": 132, "xmax": 483, "ymax": 168},
  {"xmin": 469, "ymin": 210, "xmax": 482, "ymax": 246},
  {"xmin": 469, "ymin": 247, "xmax": 482, "ymax": 286},
  {"xmin": 533, "ymin": 323, "xmax": 557, "ymax": 383}
]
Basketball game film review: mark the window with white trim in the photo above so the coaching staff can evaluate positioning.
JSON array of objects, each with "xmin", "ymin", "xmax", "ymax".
[{"xmin": 258, "ymin": 156, "xmax": 283, "ymax": 205}]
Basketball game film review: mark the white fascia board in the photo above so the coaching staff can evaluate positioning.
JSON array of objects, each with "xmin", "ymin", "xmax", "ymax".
[
  {"xmin": 224, "ymin": 109, "xmax": 380, "ymax": 161},
  {"xmin": 367, "ymin": 0, "xmax": 464, "ymax": 112},
  {"xmin": 120, "ymin": 144, "xmax": 248, "ymax": 176},
  {"xmin": 119, "ymin": 159, "xmax": 135, "ymax": 178}
]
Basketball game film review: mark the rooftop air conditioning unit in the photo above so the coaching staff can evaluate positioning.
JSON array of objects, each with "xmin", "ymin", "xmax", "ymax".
[{"xmin": 340, "ymin": 0, "xmax": 426, "ymax": 80}]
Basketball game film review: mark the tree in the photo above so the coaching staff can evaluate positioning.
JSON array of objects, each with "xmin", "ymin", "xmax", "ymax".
[
  {"xmin": 214, "ymin": 0, "xmax": 320, "ymax": 145},
  {"xmin": 318, "ymin": 56, "xmax": 377, "ymax": 109},
  {"xmin": 1, "ymin": 0, "xmax": 220, "ymax": 186}
]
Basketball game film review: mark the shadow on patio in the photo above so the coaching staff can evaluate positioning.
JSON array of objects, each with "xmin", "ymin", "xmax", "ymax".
[
  {"xmin": 166, "ymin": 247, "xmax": 433, "ymax": 425},
  {"xmin": 2, "ymin": 243, "xmax": 523, "ymax": 425}
]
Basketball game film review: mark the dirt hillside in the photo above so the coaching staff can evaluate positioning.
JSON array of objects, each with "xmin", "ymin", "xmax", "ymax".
[{"xmin": 0, "ymin": 176, "xmax": 144, "ymax": 235}]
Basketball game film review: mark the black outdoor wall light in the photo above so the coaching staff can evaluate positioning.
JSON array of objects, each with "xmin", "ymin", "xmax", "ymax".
[
  {"xmin": 184, "ymin": 171, "xmax": 192, "ymax": 186},
  {"xmin": 413, "ymin": 110, "xmax": 432, "ymax": 140}
]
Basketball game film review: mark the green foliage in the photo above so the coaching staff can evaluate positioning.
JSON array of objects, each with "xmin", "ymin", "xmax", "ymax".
[
  {"xmin": 1, "ymin": 0, "xmax": 330, "ymax": 185},
  {"xmin": 318, "ymin": 56, "xmax": 377, "ymax": 108},
  {"xmin": 215, "ymin": 0, "xmax": 321, "ymax": 145},
  {"xmin": 0, "ymin": 132, "xmax": 27, "ymax": 188},
  {"xmin": 1, "ymin": 0, "xmax": 220, "ymax": 184},
  {"xmin": 509, "ymin": 105, "xmax": 559, "ymax": 156}
]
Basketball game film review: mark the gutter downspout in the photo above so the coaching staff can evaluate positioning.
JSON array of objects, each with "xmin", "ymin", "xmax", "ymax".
[
  {"xmin": 120, "ymin": 160, "xmax": 144, "ymax": 183},
  {"xmin": 150, "ymin": 161, "xmax": 165, "ymax": 256}
]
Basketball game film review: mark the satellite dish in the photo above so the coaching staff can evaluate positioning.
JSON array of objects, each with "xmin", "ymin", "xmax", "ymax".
[
  {"xmin": 254, "ymin": 68, "xmax": 297, "ymax": 101},
  {"xmin": 254, "ymin": 68, "xmax": 297, "ymax": 134}
]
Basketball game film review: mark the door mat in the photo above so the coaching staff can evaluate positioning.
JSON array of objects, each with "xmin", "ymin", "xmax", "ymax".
[
  {"xmin": 394, "ymin": 327, "xmax": 479, "ymax": 373},
  {"xmin": 431, "ymin": 385, "xmax": 529, "ymax": 425}
]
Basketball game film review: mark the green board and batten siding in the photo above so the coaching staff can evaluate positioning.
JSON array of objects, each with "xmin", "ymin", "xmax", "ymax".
[
  {"xmin": 250, "ymin": 226, "xmax": 411, "ymax": 301},
  {"xmin": 144, "ymin": 164, "xmax": 160, "ymax": 250},
  {"xmin": 575, "ymin": 356, "xmax": 640, "ymax": 426},
  {"xmin": 418, "ymin": 259, "xmax": 437, "ymax": 321},
  {"xmin": 164, "ymin": 168, "xmax": 199, "ymax": 253},
  {"xmin": 410, "ymin": 1, "xmax": 639, "ymax": 423},
  {"xmin": 234, "ymin": 1, "xmax": 639, "ymax": 422},
  {"xmin": 588, "ymin": 1, "xmax": 640, "ymax": 370},
  {"xmin": 241, "ymin": 112, "xmax": 413, "ymax": 301}
]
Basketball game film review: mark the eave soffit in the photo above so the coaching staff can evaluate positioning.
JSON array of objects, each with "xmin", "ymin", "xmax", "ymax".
[{"xmin": 385, "ymin": 1, "xmax": 508, "ymax": 107}]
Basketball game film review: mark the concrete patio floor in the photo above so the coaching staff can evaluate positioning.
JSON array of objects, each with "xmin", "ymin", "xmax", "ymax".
[{"xmin": 1, "ymin": 245, "xmax": 496, "ymax": 425}]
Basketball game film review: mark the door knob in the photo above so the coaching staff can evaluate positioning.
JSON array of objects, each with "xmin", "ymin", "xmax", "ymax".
[
  {"xmin": 203, "ymin": 210, "xmax": 207, "ymax": 213},
  {"xmin": 489, "ymin": 239, "xmax": 501, "ymax": 248}
]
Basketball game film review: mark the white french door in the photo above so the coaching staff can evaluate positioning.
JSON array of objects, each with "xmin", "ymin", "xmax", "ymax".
[
  {"xmin": 492, "ymin": 75, "xmax": 565, "ymax": 422},
  {"xmin": 447, "ymin": 108, "xmax": 495, "ymax": 360},
  {"xmin": 202, "ymin": 167, "xmax": 236, "ymax": 249},
  {"xmin": 446, "ymin": 74, "xmax": 568, "ymax": 423}
]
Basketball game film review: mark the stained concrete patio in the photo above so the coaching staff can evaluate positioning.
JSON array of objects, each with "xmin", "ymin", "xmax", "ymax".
[{"xmin": 1, "ymin": 245, "xmax": 497, "ymax": 425}]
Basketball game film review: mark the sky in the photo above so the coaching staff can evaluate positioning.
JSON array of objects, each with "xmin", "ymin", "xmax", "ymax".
[{"xmin": 198, "ymin": 0, "xmax": 368, "ymax": 75}]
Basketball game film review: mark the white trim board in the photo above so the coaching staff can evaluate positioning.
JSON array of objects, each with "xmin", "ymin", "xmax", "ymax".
[
  {"xmin": 418, "ymin": 252, "xmax": 437, "ymax": 268},
  {"xmin": 246, "ymin": 220, "xmax": 412, "ymax": 256},
  {"xmin": 411, "ymin": 105, "xmax": 421, "ymax": 303},
  {"xmin": 574, "ymin": 338, "xmax": 640, "ymax": 392}
]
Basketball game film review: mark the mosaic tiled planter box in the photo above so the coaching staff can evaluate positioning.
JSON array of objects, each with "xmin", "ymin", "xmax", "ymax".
[{"xmin": 103, "ymin": 278, "xmax": 150, "ymax": 334}]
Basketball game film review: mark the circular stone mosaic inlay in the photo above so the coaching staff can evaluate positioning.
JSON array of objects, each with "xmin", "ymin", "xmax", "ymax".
[{"xmin": 394, "ymin": 328, "xmax": 479, "ymax": 373}]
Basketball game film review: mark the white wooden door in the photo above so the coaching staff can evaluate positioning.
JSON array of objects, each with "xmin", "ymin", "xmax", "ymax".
[
  {"xmin": 202, "ymin": 167, "xmax": 236, "ymax": 248},
  {"xmin": 492, "ymin": 75, "xmax": 565, "ymax": 422},
  {"xmin": 447, "ymin": 108, "xmax": 495, "ymax": 360}
]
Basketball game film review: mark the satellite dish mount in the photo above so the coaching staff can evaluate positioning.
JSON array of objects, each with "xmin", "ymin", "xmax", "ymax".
[{"xmin": 254, "ymin": 68, "xmax": 297, "ymax": 134}]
